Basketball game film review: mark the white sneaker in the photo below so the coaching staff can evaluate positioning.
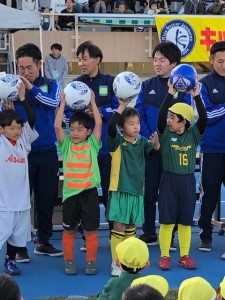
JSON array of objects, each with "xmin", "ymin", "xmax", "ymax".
[
  {"xmin": 80, "ymin": 241, "xmax": 86, "ymax": 252},
  {"xmin": 111, "ymin": 262, "xmax": 121, "ymax": 277}
]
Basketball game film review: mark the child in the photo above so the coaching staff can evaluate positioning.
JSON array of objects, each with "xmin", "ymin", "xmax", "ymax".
[
  {"xmin": 0, "ymin": 85, "xmax": 38, "ymax": 275},
  {"xmin": 131, "ymin": 275, "xmax": 169, "ymax": 298},
  {"xmin": 97, "ymin": 237, "xmax": 150, "ymax": 300},
  {"xmin": 107, "ymin": 99, "xmax": 159, "ymax": 276},
  {"xmin": 157, "ymin": 82, "xmax": 207, "ymax": 270},
  {"xmin": 0, "ymin": 273, "xmax": 22, "ymax": 300},
  {"xmin": 54, "ymin": 91, "xmax": 102, "ymax": 275},
  {"xmin": 122, "ymin": 285, "xmax": 164, "ymax": 300},
  {"xmin": 218, "ymin": 277, "xmax": 225, "ymax": 300},
  {"xmin": 146, "ymin": 0, "xmax": 160, "ymax": 14},
  {"xmin": 178, "ymin": 276, "xmax": 216, "ymax": 300}
]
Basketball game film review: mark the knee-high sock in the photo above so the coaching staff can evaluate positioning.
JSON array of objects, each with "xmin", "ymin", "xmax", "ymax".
[
  {"xmin": 111, "ymin": 230, "xmax": 125, "ymax": 263},
  {"xmin": 124, "ymin": 227, "xmax": 136, "ymax": 240},
  {"xmin": 84, "ymin": 231, "xmax": 98, "ymax": 262},
  {"xmin": 63, "ymin": 231, "xmax": 75, "ymax": 262},
  {"xmin": 159, "ymin": 224, "xmax": 175, "ymax": 257},
  {"xmin": 178, "ymin": 224, "xmax": 191, "ymax": 257}
]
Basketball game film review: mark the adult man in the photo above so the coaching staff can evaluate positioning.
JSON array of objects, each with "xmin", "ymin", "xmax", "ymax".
[
  {"xmin": 198, "ymin": 41, "xmax": 225, "ymax": 257},
  {"xmin": 63, "ymin": 41, "xmax": 118, "ymax": 264},
  {"xmin": 44, "ymin": 43, "xmax": 68, "ymax": 88},
  {"xmin": 134, "ymin": 41, "xmax": 192, "ymax": 246},
  {"xmin": 14, "ymin": 43, "xmax": 63, "ymax": 262}
]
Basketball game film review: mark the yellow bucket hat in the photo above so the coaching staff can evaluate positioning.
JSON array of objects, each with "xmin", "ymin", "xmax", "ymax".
[
  {"xmin": 116, "ymin": 237, "xmax": 149, "ymax": 269},
  {"xmin": 169, "ymin": 103, "xmax": 194, "ymax": 122},
  {"xmin": 178, "ymin": 276, "xmax": 216, "ymax": 300},
  {"xmin": 220, "ymin": 276, "xmax": 225, "ymax": 298},
  {"xmin": 131, "ymin": 275, "xmax": 169, "ymax": 297}
]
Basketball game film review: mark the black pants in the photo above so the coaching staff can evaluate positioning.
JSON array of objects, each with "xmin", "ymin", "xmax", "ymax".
[
  {"xmin": 198, "ymin": 153, "xmax": 225, "ymax": 241},
  {"xmin": 29, "ymin": 147, "xmax": 59, "ymax": 244}
]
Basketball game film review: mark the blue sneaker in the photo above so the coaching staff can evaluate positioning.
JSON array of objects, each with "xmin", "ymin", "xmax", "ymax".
[{"xmin": 4, "ymin": 260, "xmax": 21, "ymax": 275}]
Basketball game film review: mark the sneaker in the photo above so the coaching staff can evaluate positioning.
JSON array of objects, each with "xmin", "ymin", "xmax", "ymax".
[
  {"xmin": 85, "ymin": 261, "xmax": 97, "ymax": 275},
  {"xmin": 16, "ymin": 248, "xmax": 30, "ymax": 263},
  {"xmin": 65, "ymin": 261, "xmax": 76, "ymax": 275},
  {"xmin": 221, "ymin": 252, "xmax": 225, "ymax": 260},
  {"xmin": 111, "ymin": 262, "xmax": 121, "ymax": 277},
  {"xmin": 170, "ymin": 239, "xmax": 177, "ymax": 252},
  {"xmin": 139, "ymin": 234, "xmax": 159, "ymax": 246},
  {"xmin": 159, "ymin": 256, "xmax": 171, "ymax": 270},
  {"xmin": 178, "ymin": 255, "xmax": 196, "ymax": 269},
  {"xmin": 199, "ymin": 239, "xmax": 212, "ymax": 252},
  {"xmin": 4, "ymin": 260, "xmax": 21, "ymax": 275},
  {"xmin": 34, "ymin": 243, "xmax": 63, "ymax": 256}
]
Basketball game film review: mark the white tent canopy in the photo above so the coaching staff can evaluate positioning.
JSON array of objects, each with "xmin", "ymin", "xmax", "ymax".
[{"xmin": 0, "ymin": 4, "xmax": 40, "ymax": 29}]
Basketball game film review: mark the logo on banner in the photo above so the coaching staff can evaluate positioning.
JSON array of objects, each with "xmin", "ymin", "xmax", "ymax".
[{"xmin": 160, "ymin": 20, "xmax": 195, "ymax": 58}]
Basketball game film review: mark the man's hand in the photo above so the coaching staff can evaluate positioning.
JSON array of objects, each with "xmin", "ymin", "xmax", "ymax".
[{"xmin": 18, "ymin": 75, "xmax": 33, "ymax": 90}]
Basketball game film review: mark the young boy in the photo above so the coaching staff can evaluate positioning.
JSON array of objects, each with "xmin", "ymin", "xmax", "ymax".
[
  {"xmin": 97, "ymin": 237, "xmax": 150, "ymax": 300},
  {"xmin": 107, "ymin": 99, "xmax": 159, "ymax": 276},
  {"xmin": 157, "ymin": 82, "xmax": 207, "ymax": 270},
  {"xmin": 178, "ymin": 276, "xmax": 216, "ymax": 300},
  {"xmin": 54, "ymin": 91, "xmax": 102, "ymax": 275},
  {"xmin": 0, "ymin": 87, "xmax": 38, "ymax": 275}
]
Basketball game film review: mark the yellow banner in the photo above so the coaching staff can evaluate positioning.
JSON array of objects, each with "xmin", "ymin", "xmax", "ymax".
[{"xmin": 155, "ymin": 15, "xmax": 225, "ymax": 62}]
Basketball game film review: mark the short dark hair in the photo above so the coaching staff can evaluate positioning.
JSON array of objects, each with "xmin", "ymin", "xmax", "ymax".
[
  {"xmin": 120, "ymin": 262, "xmax": 142, "ymax": 274},
  {"xmin": 210, "ymin": 41, "xmax": 225, "ymax": 56},
  {"xmin": 15, "ymin": 43, "xmax": 42, "ymax": 64},
  {"xmin": 117, "ymin": 107, "xmax": 140, "ymax": 129},
  {"xmin": 69, "ymin": 111, "xmax": 92, "ymax": 129},
  {"xmin": 51, "ymin": 43, "xmax": 62, "ymax": 51},
  {"xmin": 0, "ymin": 273, "xmax": 21, "ymax": 300},
  {"xmin": 168, "ymin": 110, "xmax": 190, "ymax": 129},
  {"xmin": 152, "ymin": 41, "xmax": 181, "ymax": 65},
  {"xmin": 122, "ymin": 284, "xmax": 164, "ymax": 300},
  {"xmin": 76, "ymin": 41, "xmax": 103, "ymax": 63},
  {"xmin": 0, "ymin": 110, "xmax": 23, "ymax": 128}
]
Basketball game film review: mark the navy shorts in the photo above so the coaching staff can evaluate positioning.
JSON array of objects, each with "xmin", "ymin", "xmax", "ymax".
[
  {"xmin": 158, "ymin": 171, "xmax": 196, "ymax": 225},
  {"xmin": 63, "ymin": 188, "xmax": 100, "ymax": 231}
]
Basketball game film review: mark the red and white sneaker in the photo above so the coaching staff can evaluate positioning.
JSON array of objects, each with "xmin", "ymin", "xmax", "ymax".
[
  {"xmin": 159, "ymin": 256, "xmax": 171, "ymax": 270},
  {"xmin": 178, "ymin": 255, "xmax": 196, "ymax": 269}
]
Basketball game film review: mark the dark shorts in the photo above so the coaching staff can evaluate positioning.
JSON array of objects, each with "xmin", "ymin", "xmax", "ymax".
[
  {"xmin": 158, "ymin": 171, "xmax": 196, "ymax": 225},
  {"xmin": 63, "ymin": 188, "xmax": 100, "ymax": 231}
]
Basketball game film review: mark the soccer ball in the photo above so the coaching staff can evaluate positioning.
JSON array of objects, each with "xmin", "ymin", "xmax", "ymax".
[
  {"xmin": 113, "ymin": 71, "xmax": 141, "ymax": 102},
  {"xmin": 170, "ymin": 64, "xmax": 198, "ymax": 92},
  {"xmin": 0, "ymin": 74, "xmax": 22, "ymax": 101},
  {"xmin": 64, "ymin": 81, "xmax": 91, "ymax": 110}
]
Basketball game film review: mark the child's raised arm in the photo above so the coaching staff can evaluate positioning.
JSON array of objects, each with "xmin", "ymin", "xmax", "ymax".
[
  {"xmin": 54, "ymin": 91, "xmax": 66, "ymax": 144},
  {"xmin": 89, "ymin": 90, "xmax": 102, "ymax": 143}
]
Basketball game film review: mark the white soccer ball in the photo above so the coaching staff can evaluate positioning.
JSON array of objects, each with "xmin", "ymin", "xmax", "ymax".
[
  {"xmin": 0, "ymin": 74, "xmax": 22, "ymax": 101},
  {"xmin": 113, "ymin": 71, "xmax": 141, "ymax": 102},
  {"xmin": 64, "ymin": 81, "xmax": 91, "ymax": 110}
]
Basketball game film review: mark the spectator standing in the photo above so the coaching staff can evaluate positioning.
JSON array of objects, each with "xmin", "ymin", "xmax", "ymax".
[
  {"xmin": 74, "ymin": 0, "xmax": 90, "ymax": 12},
  {"xmin": 55, "ymin": 91, "xmax": 102, "ymax": 275},
  {"xmin": 145, "ymin": 0, "xmax": 161, "ymax": 14},
  {"xmin": 58, "ymin": 0, "xmax": 78, "ymax": 31},
  {"xmin": 134, "ymin": 41, "xmax": 192, "ymax": 247},
  {"xmin": 40, "ymin": 7, "xmax": 52, "ymax": 31},
  {"xmin": 21, "ymin": 0, "xmax": 38, "ymax": 10},
  {"xmin": 44, "ymin": 43, "xmax": 68, "ymax": 88},
  {"xmin": 198, "ymin": 41, "xmax": 225, "ymax": 256},
  {"xmin": 14, "ymin": 43, "xmax": 63, "ymax": 262},
  {"xmin": 63, "ymin": 41, "xmax": 119, "ymax": 247},
  {"xmin": 0, "ymin": 95, "xmax": 38, "ymax": 275}
]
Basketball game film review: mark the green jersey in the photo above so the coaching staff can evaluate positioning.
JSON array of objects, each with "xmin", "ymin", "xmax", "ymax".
[
  {"xmin": 57, "ymin": 134, "xmax": 101, "ymax": 202},
  {"xmin": 159, "ymin": 124, "xmax": 201, "ymax": 174},
  {"xmin": 108, "ymin": 132, "xmax": 154, "ymax": 196}
]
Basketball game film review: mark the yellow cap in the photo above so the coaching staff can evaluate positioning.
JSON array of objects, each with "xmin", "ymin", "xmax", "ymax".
[
  {"xmin": 131, "ymin": 275, "xmax": 169, "ymax": 297},
  {"xmin": 178, "ymin": 277, "xmax": 216, "ymax": 300},
  {"xmin": 116, "ymin": 237, "xmax": 149, "ymax": 269},
  {"xmin": 169, "ymin": 103, "xmax": 194, "ymax": 122},
  {"xmin": 220, "ymin": 276, "xmax": 225, "ymax": 298}
]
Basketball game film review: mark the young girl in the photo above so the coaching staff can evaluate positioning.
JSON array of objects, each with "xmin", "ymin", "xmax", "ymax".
[{"xmin": 107, "ymin": 99, "xmax": 160, "ymax": 276}]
